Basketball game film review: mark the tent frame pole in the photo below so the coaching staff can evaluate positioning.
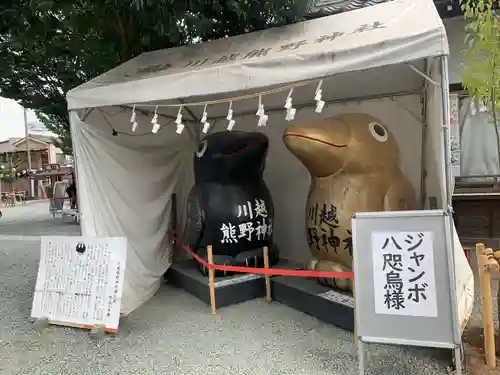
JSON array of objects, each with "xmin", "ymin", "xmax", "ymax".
[
  {"xmin": 205, "ymin": 90, "xmax": 420, "ymax": 120},
  {"xmin": 69, "ymin": 111, "xmax": 85, "ymax": 229},
  {"xmin": 419, "ymin": 60, "xmax": 429, "ymax": 209},
  {"xmin": 439, "ymin": 55, "xmax": 463, "ymax": 375},
  {"xmin": 407, "ymin": 63, "xmax": 440, "ymax": 87}
]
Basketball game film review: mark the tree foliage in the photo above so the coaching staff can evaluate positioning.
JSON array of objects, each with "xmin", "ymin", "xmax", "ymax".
[
  {"xmin": 0, "ymin": 0, "xmax": 307, "ymax": 154},
  {"xmin": 0, "ymin": 160, "xmax": 28, "ymax": 182},
  {"xmin": 460, "ymin": 0, "xmax": 500, "ymax": 162}
]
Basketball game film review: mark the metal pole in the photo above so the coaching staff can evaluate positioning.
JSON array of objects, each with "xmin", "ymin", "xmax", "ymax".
[
  {"xmin": 69, "ymin": 111, "xmax": 83, "ymax": 227},
  {"xmin": 439, "ymin": 57, "xmax": 453, "ymax": 207},
  {"xmin": 8, "ymin": 153, "xmax": 12, "ymax": 188},
  {"xmin": 23, "ymin": 107, "xmax": 33, "ymax": 198},
  {"xmin": 440, "ymin": 55, "xmax": 463, "ymax": 375}
]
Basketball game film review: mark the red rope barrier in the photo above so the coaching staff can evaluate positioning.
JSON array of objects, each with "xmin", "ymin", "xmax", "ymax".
[{"xmin": 174, "ymin": 236, "xmax": 354, "ymax": 279}]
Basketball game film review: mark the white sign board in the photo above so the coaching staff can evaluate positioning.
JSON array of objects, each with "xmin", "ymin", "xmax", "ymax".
[
  {"xmin": 31, "ymin": 236, "xmax": 127, "ymax": 331},
  {"xmin": 352, "ymin": 210, "xmax": 462, "ymax": 375},
  {"xmin": 371, "ymin": 231, "xmax": 438, "ymax": 317}
]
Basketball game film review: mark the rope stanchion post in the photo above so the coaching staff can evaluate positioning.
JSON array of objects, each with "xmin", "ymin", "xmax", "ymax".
[
  {"xmin": 263, "ymin": 246, "xmax": 271, "ymax": 303},
  {"xmin": 207, "ymin": 245, "xmax": 217, "ymax": 314},
  {"xmin": 174, "ymin": 236, "xmax": 356, "ymax": 327},
  {"xmin": 174, "ymin": 235, "xmax": 354, "ymax": 278}
]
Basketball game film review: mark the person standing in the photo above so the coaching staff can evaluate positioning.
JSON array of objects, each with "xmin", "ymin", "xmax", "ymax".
[{"xmin": 65, "ymin": 174, "xmax": 77, "ymax": 209}]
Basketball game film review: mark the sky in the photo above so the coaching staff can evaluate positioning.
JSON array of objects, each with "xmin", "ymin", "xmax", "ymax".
[{"xmin": 0, "ymin": 97, "xmax": 55, "ymax": 142}]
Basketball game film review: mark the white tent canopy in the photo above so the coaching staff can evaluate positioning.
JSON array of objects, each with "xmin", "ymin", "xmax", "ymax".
[
  {"xmin": 67, "ymin": 0, "xmax": 473, "ymax": 330},
  {"xmin": 67, "ymin": 0, "xmax": 447, "ymax": 110}
]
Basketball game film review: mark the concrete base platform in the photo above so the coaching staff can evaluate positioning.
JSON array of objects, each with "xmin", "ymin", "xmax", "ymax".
[
  {"xmin": 272, "ymin": 276, "xmax": 355, "ymax": 332},
  {"xmin": 166, "ymin": 260, "xmax": 299, "ymax": 308}
]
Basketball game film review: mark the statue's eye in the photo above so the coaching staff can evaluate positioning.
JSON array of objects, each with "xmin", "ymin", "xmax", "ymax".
[
  {"xmin": 196, "ymin": 140, "xmax": 208, "ymax": 158},
  {"xmin": 368, "ymin": 122, "xmax": 388, "ymax": 143}
]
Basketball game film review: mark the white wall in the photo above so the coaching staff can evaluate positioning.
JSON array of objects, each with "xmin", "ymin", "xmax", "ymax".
[
  {"xmin": 48, "ymin": 144, "xmax": 57, "ymax": 164},
  {"xmin": 444, "ymin": 17, "xmax": 466, "ymax": 85}
]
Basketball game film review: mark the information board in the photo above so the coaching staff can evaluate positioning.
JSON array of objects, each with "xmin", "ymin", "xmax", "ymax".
[
  {"xmin": 352, "ymin": 210, "xmax": 461, "ymax": 373},
  {"xmin": 31, "ymin": 236, "xmax": 127, "ymax": 331}
]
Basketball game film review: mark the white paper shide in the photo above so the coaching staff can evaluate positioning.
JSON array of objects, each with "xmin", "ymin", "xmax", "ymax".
[
  {"xmin": 371, "ymin": 231, "xmax": 437, "ymax": 317},
  {"xmin": 31, "ymin": 236, "xmax": 127, "ymax": 330}
]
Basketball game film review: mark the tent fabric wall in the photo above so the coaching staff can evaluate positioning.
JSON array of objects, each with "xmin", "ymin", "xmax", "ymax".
[{"xmin": 70, "ymin": 110, "xmax": 195, "ymax": 314}]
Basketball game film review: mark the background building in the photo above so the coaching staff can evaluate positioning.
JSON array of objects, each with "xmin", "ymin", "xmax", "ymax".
[{"xmin": 0, "ymin": 134, "xmax": 71, "ymax": 193}]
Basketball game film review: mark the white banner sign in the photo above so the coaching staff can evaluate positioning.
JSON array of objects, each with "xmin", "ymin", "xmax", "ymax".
[
  {"xmin": 371, "ymin": 231, "xmax": 438, "ymax": 317},
  {"xmin": 31, "ymin": 236, "xmax": 127, "ymax": 331},
  {"xmin": 449, "ymin": 93, "xmax": 461, "ymax": 177}
]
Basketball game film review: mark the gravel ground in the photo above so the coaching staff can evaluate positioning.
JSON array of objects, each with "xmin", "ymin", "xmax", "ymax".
[
  {"xmin": 0, "ymin": 201, "xmax": 80, "ymax": 237},
  {"xmin": 0, "ymin": 201, "xmax": 451, "ymax": 375}
]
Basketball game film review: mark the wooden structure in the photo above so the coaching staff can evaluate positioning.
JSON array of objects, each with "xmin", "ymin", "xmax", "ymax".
[
  {"xmin": 206, "ymin": 245, "xmax": 272, "ymax": 315},
  {"xmin": 453, "ymin": 176, "xmax": 500, "ymax": 243},
  {"xmin": 1, "ymin": 191, "xmax": 27, "ymax": 207},
  {"xmin": 476, "ymin": 243, "xmax": 500, "ymax": 368}
]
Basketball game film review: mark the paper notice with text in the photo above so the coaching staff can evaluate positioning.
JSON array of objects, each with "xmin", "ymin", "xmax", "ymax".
[{"xmin": 31, "ymin": 236, "xmax": 127, "ymax": 330}]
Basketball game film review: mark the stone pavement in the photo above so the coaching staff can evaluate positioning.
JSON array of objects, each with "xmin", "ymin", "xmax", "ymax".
[{"xmin": 0, "ymin": 202, "xmax": 451, "ymax": 375}]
